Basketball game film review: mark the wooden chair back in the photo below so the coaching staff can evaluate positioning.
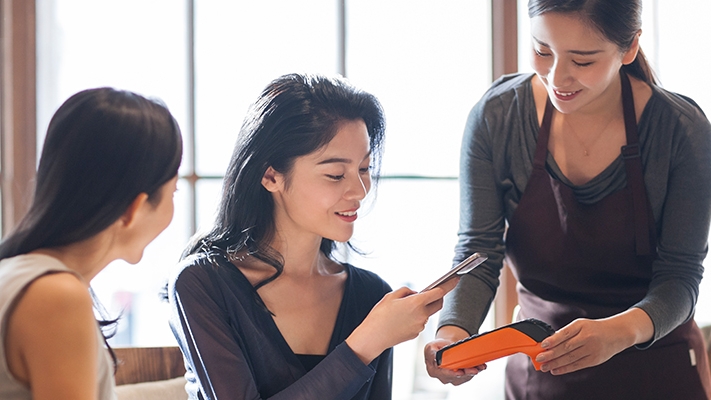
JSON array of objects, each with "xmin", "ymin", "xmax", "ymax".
[{"xmin": 113, "ymin": 346, "xmax": 186, "ymax": 386}]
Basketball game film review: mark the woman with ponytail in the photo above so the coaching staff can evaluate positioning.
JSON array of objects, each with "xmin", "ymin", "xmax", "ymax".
[{"xmin": 425, "ymin": 1, "xmax": 711, "ymax": 398}]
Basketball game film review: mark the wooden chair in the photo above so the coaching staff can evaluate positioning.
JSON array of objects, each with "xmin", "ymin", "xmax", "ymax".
[{"xmin": 113, "ymin": 346, "xmax": 188, "ymax": 400}]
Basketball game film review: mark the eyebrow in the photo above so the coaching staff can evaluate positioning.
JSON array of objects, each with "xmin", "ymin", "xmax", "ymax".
[
  {"xmin": 533, "ymin": 37, "xmax": 603, "ymax": 56},
  {"xmin": 317, "ymin": 157, "xmax": 351, "ymax": 165},
  {"xmin": 316, "ymin": 151, "xmax": 372, "ymax": 165}
]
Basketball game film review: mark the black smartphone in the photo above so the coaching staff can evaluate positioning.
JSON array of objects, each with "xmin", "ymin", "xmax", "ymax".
[{"xmin": 420, "ymin": 252, "xmax": 488, "ymax": 293}]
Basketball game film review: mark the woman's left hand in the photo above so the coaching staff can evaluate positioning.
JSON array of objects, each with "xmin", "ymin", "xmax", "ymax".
[{"xmin": 534, "ymin": 308, "xmax": 654, "ymax": 375}]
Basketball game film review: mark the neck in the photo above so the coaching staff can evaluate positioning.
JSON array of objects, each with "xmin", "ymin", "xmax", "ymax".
[
  {"xmin": 32, "ymin": 233, "xmax": 116, "ymax": 283},
  {"xmin": 555, "ymin": 77, "xmax": 624, "ymax": 144},
  {"xmin": 269, "ymin": 233, "xmax": 331, "ymax": 278},
  {"xmin": 571, "ymin": 73, "xmax": 623, "ymax": 120}
]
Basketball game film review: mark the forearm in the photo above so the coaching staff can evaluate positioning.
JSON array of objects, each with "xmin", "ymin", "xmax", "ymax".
[
  {"xmin": 636, "ymin": 113, "xmax": 711, "ymax": 345},
  {"xmin": 633, "ymin": 279, "xmax": 696, "ymax": 347},
  {"xmin": 444, "ymin": 104, "xmax": 506, "ymax": 334},
  {"xmin": 345, "ymin": 327, "xmax": 386, "ymax": 365},
  {"xmin": 438, "ymin": 274, "xmax": 495, "ymax": 334},
  {"xmin": 604, "ymin": 307, "xmax": 654, "ymax": 348}
]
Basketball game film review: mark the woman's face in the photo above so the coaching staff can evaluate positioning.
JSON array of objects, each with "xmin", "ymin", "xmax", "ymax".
[
  {"xmin": 264, "ymin": 119, "xmax": 372, "ymax": 244},
  {"xmin": 122, "ymin": 175, "xmax": 178, "ymax": 264},
  {"xmin": 530, "ymin": 12, "xmax": 639, "ymax": 115}
]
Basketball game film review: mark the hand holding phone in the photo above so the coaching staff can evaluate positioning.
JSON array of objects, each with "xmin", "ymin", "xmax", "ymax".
[{"xmin": 420, "ymin": 252, "xmax": 487, "ymax": 293}]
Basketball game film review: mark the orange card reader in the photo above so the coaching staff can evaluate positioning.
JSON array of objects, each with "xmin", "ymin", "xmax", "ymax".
[{"xmin": 436, "ymin": 318, "xmax": 555, "ymax": 371}]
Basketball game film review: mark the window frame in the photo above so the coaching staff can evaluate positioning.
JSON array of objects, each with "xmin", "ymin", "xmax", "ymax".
[
  {"xmin": 1, "ymin": 0, "xmax": 37, "ymax": 234},
  {"xmin": 3, "ymin": 0, "xmax": 518, "ymax": 326}
]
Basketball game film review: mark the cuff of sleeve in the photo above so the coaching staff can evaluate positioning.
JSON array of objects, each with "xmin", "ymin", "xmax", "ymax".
[
  {"xmin": 335, "ymin": 342, "xmax": 377, "ymax": 378},
  {"xmin": 631, "ymin": 305, "xmax": 657, "ymax": 350},
  {"xmin": 632, "ymin": 280, "xmax": 696, "ymax": 350}
]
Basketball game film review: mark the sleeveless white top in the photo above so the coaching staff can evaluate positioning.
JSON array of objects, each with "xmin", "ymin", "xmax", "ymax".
[{"xmin": 0, "ymin": 254, "xmax": 116, "ymax": 400}]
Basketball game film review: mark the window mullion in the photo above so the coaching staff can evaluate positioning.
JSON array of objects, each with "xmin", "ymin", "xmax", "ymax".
[{"xmin": 0, "ymin": 0, "xmax": 37, "ymax": 235}]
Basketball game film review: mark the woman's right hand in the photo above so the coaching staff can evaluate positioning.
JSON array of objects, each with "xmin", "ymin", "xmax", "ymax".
[
  {"xmin": 424, "ymin": 326, "xmax": 486, "ymax": 385},
  {"xmin": 346, "ymin": 278, "xmax": 459, "ymax": 365}
]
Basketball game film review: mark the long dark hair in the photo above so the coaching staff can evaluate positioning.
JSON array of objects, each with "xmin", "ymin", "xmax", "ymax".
[
  {"xmin": 184, "ymin": 73, "xmax": 385, "ymax": 289},
  {"xmin": 0, "ymin": 87, "xmax": 183, "ymax": 259},
  {"xmin": 528, "ymin": 0, "xmax": 656, "ymax": 85},
  {"xmin": 0, "ymin": 88, "xmax": 182, "ymax": 368}
]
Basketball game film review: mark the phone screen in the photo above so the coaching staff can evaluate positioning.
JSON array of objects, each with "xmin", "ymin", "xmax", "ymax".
[{"xmin": 420, "ymin": 252, "xmax": 488, "ymax": 292}]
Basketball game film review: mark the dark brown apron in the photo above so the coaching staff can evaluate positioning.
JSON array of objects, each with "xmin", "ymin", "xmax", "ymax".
[{"xmin": 503, "ymin": 72, "xmax": 711, "ymax": 400}]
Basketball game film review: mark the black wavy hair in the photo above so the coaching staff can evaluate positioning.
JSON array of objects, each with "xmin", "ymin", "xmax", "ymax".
[{"xmin": 184, "ymin": 73, "xmax": 385, "ymax": 290}]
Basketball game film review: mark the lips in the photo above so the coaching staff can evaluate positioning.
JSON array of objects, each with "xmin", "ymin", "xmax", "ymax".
[
  {"xmin": 553, "ymin": 88, "xmax": 581, "ymax": 101},
  {"xmin": 336, "ymin": 210, "xmax": 358, "ymax": 222}
]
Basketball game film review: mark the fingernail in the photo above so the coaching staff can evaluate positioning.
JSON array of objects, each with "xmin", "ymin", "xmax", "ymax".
[
  {"xmin": 540, "ymin": 341, "xmax": 549, "ymax": 349},
  {"xmin": 540, "ymin": 364, "xmax": 549, "ymax": 372}
]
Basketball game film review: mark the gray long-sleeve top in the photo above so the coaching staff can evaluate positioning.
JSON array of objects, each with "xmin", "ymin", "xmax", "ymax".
[{"xmin": 439, "ymin": 73, "xmax": 711, "ymax": 346}]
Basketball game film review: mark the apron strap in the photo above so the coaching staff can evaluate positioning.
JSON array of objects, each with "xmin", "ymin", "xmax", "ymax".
[
  {"xmin": 534, "ymin": 96, "xmax": 555, "ymax": 169},
  {"xmin": 533, "ymin": 72, "xmax": 653, "ymax": 255},
  {"xmin": 620, "ymin": 70, "xmax": 654, "ymax": 256}
]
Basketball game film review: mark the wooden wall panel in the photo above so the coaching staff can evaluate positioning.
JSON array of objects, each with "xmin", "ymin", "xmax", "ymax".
[{"xmin": 0, "ymin": 0, "xmax": 37, "ymax": 235}]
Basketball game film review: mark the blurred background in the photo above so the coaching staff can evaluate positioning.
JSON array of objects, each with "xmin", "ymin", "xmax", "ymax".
[{"xmin": 1, "ymin": 0, "xmax": 707, "ymax": 398}]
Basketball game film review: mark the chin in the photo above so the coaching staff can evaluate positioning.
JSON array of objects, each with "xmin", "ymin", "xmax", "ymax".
[
  {"xmin": 321, "ymin": 227, "xmax": 354, "ymax": 242},
  {"xmin": 550, "ymin": 99, "xmax": 581, "ymax": 115},
  {"xmin": 123, "ymin": 251, "xmax": 146, "ymax": 265},
  {"xmin": 324, "ymin": 233, "xmax": 354, "ymax": 244}
]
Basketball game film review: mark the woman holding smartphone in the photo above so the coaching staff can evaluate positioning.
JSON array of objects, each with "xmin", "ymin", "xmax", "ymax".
[
  {"xmin": 425, "ymin": 1, "xmax": 711, "ymax": 399},
  {"xmin": 168, "ymin": 73, "xmax": 456, "ymax": 400},
  {"xmin": 0, "ymin": 87, "xmax": 182, "ymax": 400}
]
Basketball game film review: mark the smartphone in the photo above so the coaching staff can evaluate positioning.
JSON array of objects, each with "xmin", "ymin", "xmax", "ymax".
[{"xmin": 420, "ymin": 252, "xmax": 488, "ymax": 293}]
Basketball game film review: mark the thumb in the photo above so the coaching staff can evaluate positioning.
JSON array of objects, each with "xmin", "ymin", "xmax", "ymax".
[{"xmin": 389, "ymin": 286, "xmax": 416, "ymax": 298}]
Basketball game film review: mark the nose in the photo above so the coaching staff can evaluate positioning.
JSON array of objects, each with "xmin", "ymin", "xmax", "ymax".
[
  {"xmin": 548, "ymin": 58, "xmax": 572, "ymax": 88},
  {"xmin": 345, "ymin": 173, "xmax": 369, "ymax": 201}
]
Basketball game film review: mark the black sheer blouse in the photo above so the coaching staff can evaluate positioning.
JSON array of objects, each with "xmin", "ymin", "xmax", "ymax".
[{"xmin": 169, "ymin": 252, "xmax": 393, "ymax": 400}]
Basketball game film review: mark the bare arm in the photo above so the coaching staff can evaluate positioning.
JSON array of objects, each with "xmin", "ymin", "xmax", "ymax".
[{"xmin": 5, "ymin": 273, "xmax": 99, "ymax": 400}]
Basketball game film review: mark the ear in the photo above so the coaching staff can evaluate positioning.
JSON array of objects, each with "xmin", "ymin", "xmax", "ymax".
[
  {"xmin": 119, "ymin": 193, "xmax": 150, "ymax": 228},
  {"xmin": 261, "ymin": 166, "xmax": 284, "ymax": 193},
  {"xmin": 622, "ymin": 31, "xmax": 641, "ymax": 65}
]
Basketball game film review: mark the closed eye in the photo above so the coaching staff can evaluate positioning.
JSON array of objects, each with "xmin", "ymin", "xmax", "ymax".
[
  {"xmin": 326, "ymin": 174, "xmax": 345, "ymax": 181},
  {"xmin": 573, "ymin": 60, "xmax": 593, "ymax": 67}
]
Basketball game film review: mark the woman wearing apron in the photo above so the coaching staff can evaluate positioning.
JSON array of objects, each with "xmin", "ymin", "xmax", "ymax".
[{"xmin": 425, "ymin": 1, "xmax": 711, "ymax": 399}]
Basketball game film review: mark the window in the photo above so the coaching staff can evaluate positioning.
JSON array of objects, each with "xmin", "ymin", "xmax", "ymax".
[
  {"xmin": 34, "ymin": 1, "xmax": 491, "ymax": 398},
  {"xmin": 36, "ymin": 0, "xmax": 192, "ymax": 345},
  {"xmin": 21, "ymin": 1, "xmax": 711, "ymax": 399}
]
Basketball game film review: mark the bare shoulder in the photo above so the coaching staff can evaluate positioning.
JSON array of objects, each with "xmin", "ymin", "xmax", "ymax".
[
  {"xmin": 5, "ymin": 272, "xmax": 97, "ymax": 386},
  {"xmin": 20, "ymin": 272, "xmax": 93, "ymax": 315},
  {"xmin": 7, "ymin": 272, "xmax": 95, "ymax": 340}
]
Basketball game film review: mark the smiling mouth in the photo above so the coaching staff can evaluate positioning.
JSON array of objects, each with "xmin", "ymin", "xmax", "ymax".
[
  {"xmin": 336, "ymin": 211, "xmax": 357, "ymax": 217},
  {"xmin": 554, "ymin": 89, "xmax": 581, "ymax": 97}
]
